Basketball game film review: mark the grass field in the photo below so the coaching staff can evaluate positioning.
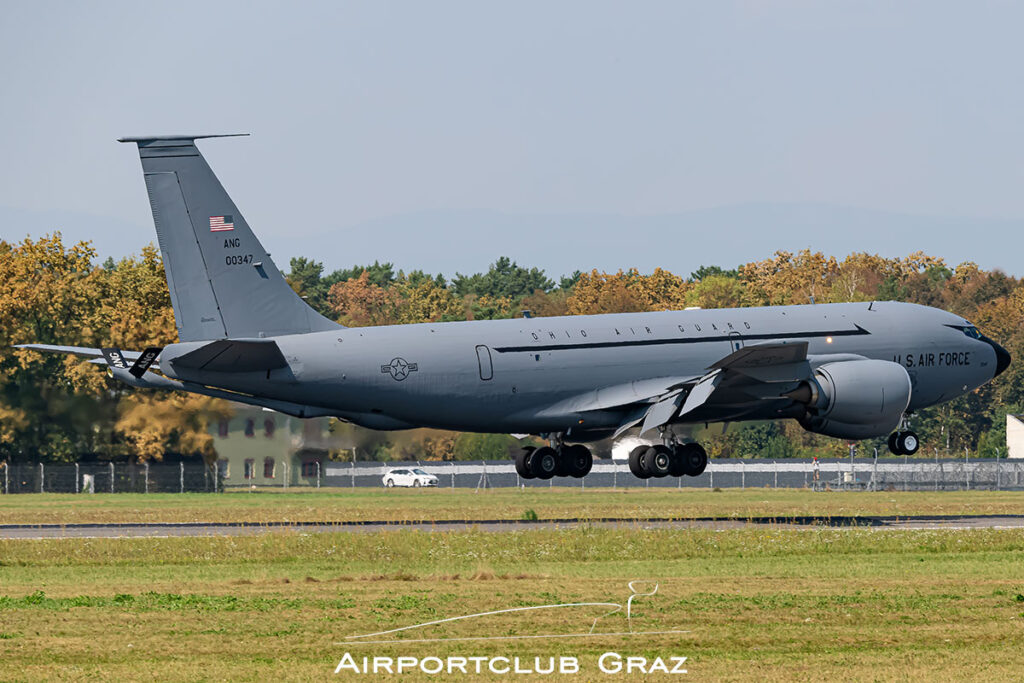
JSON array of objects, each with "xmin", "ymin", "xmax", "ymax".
[
  {"xmin": 1, "ymin": 487, "xmax": 1023, "ymax": 525},
  {"xmin": 2, "ymin": 489, "xmax": 1024, "ymax": 681},
  {"xmin": 1, "ymin": 525, "xmax": 1024, "ymax": 681}
]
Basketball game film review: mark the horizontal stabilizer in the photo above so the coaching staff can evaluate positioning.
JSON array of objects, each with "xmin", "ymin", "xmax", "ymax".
[
  {"xmin": 117, "ymin": 133, "xmax": 249, "ymax": 143},
  {"xmin": 170, "ymin": 339, "xmax": 288, "ymax": 373},
  {"xmin": 15, "ymin": 344, "xmax": 145, "ymax": 363}
]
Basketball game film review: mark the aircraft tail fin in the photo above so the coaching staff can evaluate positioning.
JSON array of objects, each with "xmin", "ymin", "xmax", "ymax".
[{"xmin": 119, "ymin": 134, "xmax": 341, "ymax": 342}]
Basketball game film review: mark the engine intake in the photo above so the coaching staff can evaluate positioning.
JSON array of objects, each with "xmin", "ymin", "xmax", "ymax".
[{"xmin": 797, "ymin": 359, "xmax": 912, "ymax": 440}]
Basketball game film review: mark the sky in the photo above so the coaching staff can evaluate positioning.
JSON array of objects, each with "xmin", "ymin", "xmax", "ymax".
[{"xmin": 1, "ymin": 1, "xmax": 1023, "ymax": 279}]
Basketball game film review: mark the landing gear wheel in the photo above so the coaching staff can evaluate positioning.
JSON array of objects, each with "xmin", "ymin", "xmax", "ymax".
[
  {"xmin": 668, "ymin": 449, "xmax": 687, "ymax": 477},
  {"xmin": 679, "ymin": 443, "xmax": 708, "ymax": 477},
  {"xmin": 565, "ymin": 445, "xmax": 593, "ymax": 478},
  {"xmin": 554, "ymin": 448, "xmax": 573, "ymax": 477},
  {"xmin": 644, "ymin": 445, "xmax": 673, "ymax": 478},
  {"xmin": 887, "ymin": 432, "xmax": 901, "ymax": 455},
  {"xmin": 529, "ymin": 446, "xmax": 558, "ymax": 480},
  {"xmin": 628, "ymin": 445, "xmax": 651, "ymax": 479},
  {"xmin": 896, "ymin": 431, "xmax": 920, "ymax": 455},
  {"xmin": 515, "ymin": 449, "xmax": 536, "ymax": 479}
]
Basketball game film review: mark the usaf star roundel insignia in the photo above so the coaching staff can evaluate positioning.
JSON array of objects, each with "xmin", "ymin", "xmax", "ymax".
[{"xmin": 381, "ymin": 357, "xmax": 418, "ymax": 381}]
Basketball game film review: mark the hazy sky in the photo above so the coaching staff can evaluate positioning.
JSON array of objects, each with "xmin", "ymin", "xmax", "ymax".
[{"xmin": 2, "ymin": 1, "xmax": 1022, "ymax": 277}]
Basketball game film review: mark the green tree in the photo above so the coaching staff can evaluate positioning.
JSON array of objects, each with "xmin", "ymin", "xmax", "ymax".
[
  {"xmin": 451, "ymin": 433, "xmax": 521, "ymax": 461},
  {"xmin": 452, "ymin": 257, "xmax": 554, "ymax": 299},
  {"xmin": 690, "ymin": 265, "xmax": 738, "ymax": 281}
]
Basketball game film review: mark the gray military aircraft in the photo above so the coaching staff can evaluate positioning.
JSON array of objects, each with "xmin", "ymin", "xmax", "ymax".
[{"xmin": 19, "ymin": 135, "xmax": 1011, "ymax": 480}]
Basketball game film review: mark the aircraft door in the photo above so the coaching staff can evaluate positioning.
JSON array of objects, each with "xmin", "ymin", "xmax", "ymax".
[
  {"xmin": 475, "ymin": 345, "xmax": 493, "ymax": 381},
  {"xmin": 728, "ymin": 331, "xmax": 744, "ymax": 352}
]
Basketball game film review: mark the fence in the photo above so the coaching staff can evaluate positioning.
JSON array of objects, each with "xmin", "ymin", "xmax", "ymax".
[
  {"xmin": 322, "ymin": 458, "xmax": 1024, "ymax": 491},
  {"xmin": 0, "ymin": 462, "xmax": 218, "ymax": 494},
  {"xmin": 3, "ymin": 458, "xmax": 1023, "ymax": 493}
]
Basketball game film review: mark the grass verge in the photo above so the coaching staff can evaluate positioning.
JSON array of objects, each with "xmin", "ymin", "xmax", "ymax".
[
  {"xmin": 1, "ymin": 527, "xmax": 1023, "ymax": 681},
  {"xmin": 1, "ymin": 487, "xmax": 1023, "ymax": 525}
]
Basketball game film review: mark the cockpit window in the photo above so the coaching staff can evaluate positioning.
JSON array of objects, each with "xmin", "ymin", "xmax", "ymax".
[{"xmin": 963, "ymin": 326, "xmax": 981, "ymax": 339}]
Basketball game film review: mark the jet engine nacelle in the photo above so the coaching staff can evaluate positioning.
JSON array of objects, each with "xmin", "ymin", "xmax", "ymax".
[{"xmin": 798, "ymin": 359, "xmax": 912, "ymax": 440}]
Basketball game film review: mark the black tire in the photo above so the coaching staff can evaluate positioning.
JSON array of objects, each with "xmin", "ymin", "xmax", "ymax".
[
  {"xmin": 566, "ymin": 445, "xmax": 593, "ymax": 478},
  {"xmin": 628, "ymin": 445, "xmax": 651, "ymax": 479},
  {"xmin": 645, "ymin": 445, "xmax": 673, "ymax": 478},
  {"xmin": 897, "ymin": 431, "xmax": 920, "ymax": 455},
  {"xmin": 554, "ymin": 448, "xmax": 573, "ymax": 477},
  {"xmin": 515, "ymin": 449, "xmax": 536, "ymax": 479},
  {"xmin": 385, "ymin": 479, "xmax": 394, "ymax": 488},
  {"xmin": 681, "ymin": 443, "xmax": 708, "ymax": 476},
  {"xmin": 530, "ymin": 446, "xmax": 558, "ymax": 479},
  {"xmin": 413, "ymin": 479, "xmax": 421, "ymax": 487},
  {"xmin": 668, "ymin": 448, "xmax": 687, "ymax": 477},
  {"xmin": 887, "ymin": 432, "xmax": 902, "ymax": 455}
]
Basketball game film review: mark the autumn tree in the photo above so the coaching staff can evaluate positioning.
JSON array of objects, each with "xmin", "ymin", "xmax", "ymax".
[
  {"xmin": 567, "ymin": 268, "xmax": 690, "ymax": 315},
  {"xmin": 0, "ymin": 234, "xmax": 227, "ymax": 463}
]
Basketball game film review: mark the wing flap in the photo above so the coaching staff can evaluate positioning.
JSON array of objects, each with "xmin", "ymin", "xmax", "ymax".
[
  {"xmin": 536, "ymin": 375, "xmax": 698, "ymax": 417},
  {"xmin": 711, "ymin": 341, "xmax": 807, "ymax": 371}
]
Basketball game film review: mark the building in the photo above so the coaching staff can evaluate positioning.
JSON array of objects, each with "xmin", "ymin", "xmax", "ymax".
[
  {"xmin": 1007, "ymin": 415, "xmax": 1024, "ymax": 459},
  {"xmin": 210, "ymin": 404, "xmax": 353, "ymax": 487}
]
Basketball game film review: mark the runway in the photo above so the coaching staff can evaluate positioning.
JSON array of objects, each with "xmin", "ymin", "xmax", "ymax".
[{"xmin": 3, "ymin": 514, "xmax": 1024, "ymax": 538}]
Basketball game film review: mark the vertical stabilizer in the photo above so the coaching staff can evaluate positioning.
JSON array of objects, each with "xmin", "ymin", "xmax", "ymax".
[{"xmin": 120, "ymin": 134, "xmax": 341, "ymax": 341}]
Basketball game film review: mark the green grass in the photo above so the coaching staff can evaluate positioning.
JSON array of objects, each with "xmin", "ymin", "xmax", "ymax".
[
  {"xmin": 2, "ymin": 489, "xmax": 1023, "ymax": 680},
  {"xmin": 1, "ymin": 487, "xmax": 1023, "ymax": 525},
  {"xmin": 1, "ymin": 526, "xmax": 1024, "ymax": 680}
]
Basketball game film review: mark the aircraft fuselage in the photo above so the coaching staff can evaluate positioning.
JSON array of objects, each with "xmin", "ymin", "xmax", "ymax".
[{"xmin": 160, "ymin": 300, "xmax": 1003, "ymax": 436}]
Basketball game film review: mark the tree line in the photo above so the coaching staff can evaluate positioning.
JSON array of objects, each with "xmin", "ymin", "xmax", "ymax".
[{"xmin": 1, "ymin": 234, "xmax": 1021, "ymax": 463}]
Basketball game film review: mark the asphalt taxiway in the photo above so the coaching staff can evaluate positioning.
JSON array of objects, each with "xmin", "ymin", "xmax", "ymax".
[{"xmin": 3, "ymin": 515, "xmax": 1024, "ymax": 539}]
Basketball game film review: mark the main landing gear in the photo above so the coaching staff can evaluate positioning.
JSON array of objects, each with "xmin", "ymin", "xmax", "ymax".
[
  {"xmin": 887, "ymin": 415, "xmax": 920, "ymax": 455},
  {"xmin": 627, "ymin": 442, "xmax": 708, "ymax": 480},
  {"xmin": 515, "ymin": 442, "xmax": 594, "ymax": 480}
]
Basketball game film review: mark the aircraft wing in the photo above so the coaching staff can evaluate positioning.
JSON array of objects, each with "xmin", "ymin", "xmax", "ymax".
[{"xmin": 544, "ymin": 342, "xmax": 842, "ymax": 438}]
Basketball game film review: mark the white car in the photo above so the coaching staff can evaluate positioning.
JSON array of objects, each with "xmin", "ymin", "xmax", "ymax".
[{"xmin": 382, "ymin": 467, "xmax": 438, "ymax": 488}]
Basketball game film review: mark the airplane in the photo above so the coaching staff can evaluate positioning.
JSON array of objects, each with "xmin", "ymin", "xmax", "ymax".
[{"xmin": 18, "ymin": 134, "xmax": 1011, "ymax": 481}]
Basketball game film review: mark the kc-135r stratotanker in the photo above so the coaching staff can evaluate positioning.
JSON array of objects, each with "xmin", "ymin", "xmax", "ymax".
[{"xmin": 20, "ymin": 135, "xmax": 1011, "ymax": 480}]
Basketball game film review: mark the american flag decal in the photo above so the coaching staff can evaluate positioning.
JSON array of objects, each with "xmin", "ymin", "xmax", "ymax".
[{"xmin": 209, "ymin": 215, "xmax": 234, "ymax": 232}]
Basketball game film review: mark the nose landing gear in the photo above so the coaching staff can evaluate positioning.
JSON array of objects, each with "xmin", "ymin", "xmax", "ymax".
[
  {"xmin": 887, "ymin": 415, "xmax": 920, "ymax": 455},
  {"xmin": 888, "ymin": 430, "xmax": 920, "ymax": 455}
]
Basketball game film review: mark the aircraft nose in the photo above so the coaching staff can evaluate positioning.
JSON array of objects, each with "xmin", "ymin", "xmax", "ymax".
[{"xmin": 981, "ymin": 335, "xmax": 1011, "ymax": 377}]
